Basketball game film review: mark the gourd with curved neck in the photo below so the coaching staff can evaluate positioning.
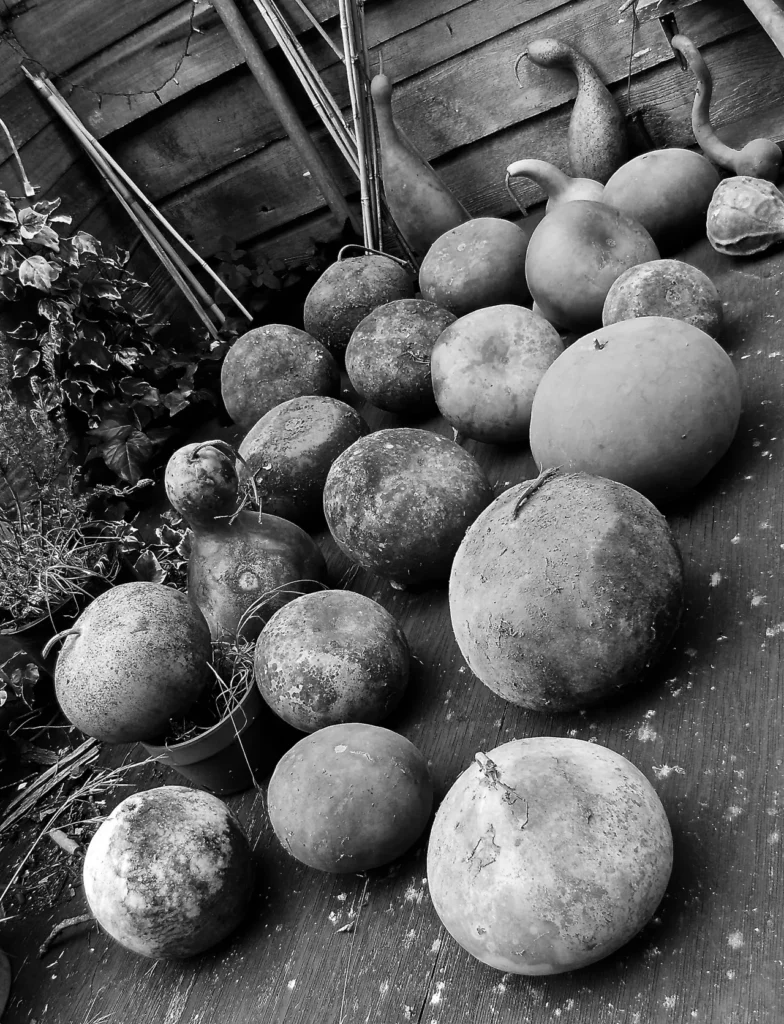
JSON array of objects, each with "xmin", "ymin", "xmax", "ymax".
[
  {"xmin": 672, "ymin": 33, "xmax": 782, "ymax": 182},
  {"xmin": 506, "ymin": 158, "xmax": 604, "ymax": 212},
  {"xmin": 165, "ymin": 441, "xmax": 327, "ymax": 642},
  {"xmin": 370, "ymin": 72, "xmax": 471, "ymax": 260},
  {"xmin": 522, "ymin": 38, "xmax": 628, "ymax": 184}
]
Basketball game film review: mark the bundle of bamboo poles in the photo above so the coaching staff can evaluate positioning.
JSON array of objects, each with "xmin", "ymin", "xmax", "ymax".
[
  {"xmin": 251, "ymin": 0, "xmax": 415, "ymax": 262},
  {"xmin": 21, "ymin": 67, "xmax": 252, "ymax": 340}
]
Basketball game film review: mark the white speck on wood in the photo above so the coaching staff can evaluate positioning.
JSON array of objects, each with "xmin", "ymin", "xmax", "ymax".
[
  {"xmin": 730, "ymin": 534, "xmax": 741, "ymax": 544},
  {"xmin": 430, "ymin": 981, "xmax": 446, "ymax": 1005},
  {"xmin": 652, "ymin": 764, "xmax": 685, "ymax": 779},
  {"xmin": 431, "ymin": 937, "xmax": 442, "ymax": 954},
  {"xmin": 768, "ymin": 831, "xmax": 780, "ymax": 846},
  {"xmin": 750, "ymin": 592, "xmax": 767, "ymax": 607},
  {"xmin": 727, "ymin": 931, "xmax": 745, "ymax": 950},
  {"xmin": 287, "ymin": 978, "xmax": 296, "ymax": 990},
  {"xmin": 709, "ymin": 572, "xmax": 722, "ymax": 587},
  {"xmin": 637, "ymin": 723, "xmax": 658, "ymax": 742}
]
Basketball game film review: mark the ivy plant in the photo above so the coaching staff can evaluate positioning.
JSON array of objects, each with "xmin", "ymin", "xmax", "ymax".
[{"xmin": 0, "ymin": 190, "xmax": 227, "ymax": 485}]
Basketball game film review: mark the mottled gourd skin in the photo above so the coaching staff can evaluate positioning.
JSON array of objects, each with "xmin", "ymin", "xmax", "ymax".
[
  {"xmin": 431, "ymin": 304, "xmax": 563, "ymax": 444},
  {"xmin": 165, "ymin": 442, "xmax": 240, "ymax": 522},
  {"xmin": 237, "ymin": 395, "xmax": 368, "ymax": 526},
  {"xmin": 427, "ymin": 737, "xmax": 673, "ymax": 975},
  {"xmin": 323, "ymin": 427, "xmax": 493, "ymax": 585},
  {"xmin": 220, "ymin": 324, "xmax": 340, "ymax": 433},
  {"xmin": 602, "ymin": 259, "xmax": 723, "ymax": 340},
  {"xmin": 345, "ymin": 298, "xmax": 457, "ymax": 414},
  {"xmin": 524, "ymin": 38, "xmax": 628, "ymax": 184},
  {"xmin": 449, "ymin": 472, "xmax": 684, "ymax": 711},
  {"xmin": 529, "ymin": 316, "xmax": 742, "ymax": 503},
  {"xmin": 55, "ymin": 582, "xmax": 213, "ymax": 743},
  {"xmin": 303, "ymin": 256, "xmax": 415, "ymax": 359},
  {"xmin": 83, "ymin": 787, "xmax": 255, "ymax": 959},
  {"xmin": 255, "ymin": 590, "xmax": 410, "ymax": 732},
  {"xmin": 187, "ymin": 510, "xmax": 327, "ymax": 642},
  {"xmin": 267, "ymin": 723, "xmax": 433, "ymax": 873},
  {"xmin": 418, "ymin": 218, "xmax": 532, "ymax": 318}
]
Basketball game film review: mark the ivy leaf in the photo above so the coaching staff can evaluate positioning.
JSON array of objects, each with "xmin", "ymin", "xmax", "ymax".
[
  {"xmin": 163, "ymin": 390, "xmax": 192, "ymax": 416},
  {"xmin": 19, "ymin": 255, "xmax": 60, "ymax": 291},
  {"xmin": 0, "ymin": 245, "xmax": 19, "ymax": 274},
  {"xmin": 88, "ymin": 280, "xmax": 122, "ymax": 301},
  {"xmin": 0, "ymin": 193, "xmax": 17, "ymax": 225},
  {"xmin": 113, "ymin": 346, "xmax": 141, "ymax": 369},
  {"xmin": 60, "ymin": 378, "xmax": 98, "ymax": 415},
  {"xmin": 0, "ymin": 275, "xmax": 19, "ymax": 301},
  {"xmin": 6, "ymin": 321, "xmax": 39, "ymax": 341},
  {"xmin": 17, "ymin": 207, "xmax": 48, "ymax": 238},
  {"xmin": 12, "ymin": 347, "xmax": 41, "ymax": 377},
  {"xmin": 89, "ymin": 424, "xmax": 154, "ymax": 483},
  {"xmin": 71, "ymin": 231, "xmax": 100, "ymax": 255},
  {"xmin": 38, "ymin": 297, "xmax": 65, "ymax": 321},
  {"xmin": 119, "ymin": 377, "xmax": 161, "ymax": 407},
  {"xmin": 32, "ymin": 197, "xmax": 62, "ymax": 217},
  {"xmin": 132, "ymin": 549, "xmax": 167, "ymax": 585},
  {"xmin": 69, "ymin": 334, "xmax": 112, "ymax": 369},
  {"xmin": 27, "ymin": 224, "xmax": 61, "ymax": 251}
]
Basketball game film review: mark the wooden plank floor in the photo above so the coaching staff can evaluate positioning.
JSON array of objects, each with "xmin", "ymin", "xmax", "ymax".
[{"xmin": 2, "ymin": 233, "xmax": 784, "ymax": 1023}]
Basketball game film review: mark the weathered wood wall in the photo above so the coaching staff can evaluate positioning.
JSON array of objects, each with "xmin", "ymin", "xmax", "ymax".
[{"xmin": 0, "ymin": 0, "xmax": 782, "ymax": 291}]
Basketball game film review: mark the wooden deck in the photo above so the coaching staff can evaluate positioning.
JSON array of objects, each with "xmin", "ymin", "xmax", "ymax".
[{"xmin": 1, "ymin": 232, "xmax": 783, "ymax": 1023}]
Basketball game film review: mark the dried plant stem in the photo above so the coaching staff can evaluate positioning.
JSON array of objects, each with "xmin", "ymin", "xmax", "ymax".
[{"xmin": 21, "ymin": 66, "xmax": 253, "ymax": 325}]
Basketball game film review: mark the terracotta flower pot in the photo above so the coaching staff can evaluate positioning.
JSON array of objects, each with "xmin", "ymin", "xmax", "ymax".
[{"xmin": 142, "ymin": 683, "xmax": 297, "ymax": 796}]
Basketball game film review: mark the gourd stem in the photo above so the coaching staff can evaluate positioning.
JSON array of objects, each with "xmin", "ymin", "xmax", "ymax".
[
  {"xmin": 512, "ymin": 466, "xmax": 560, "ymax": 519},
  {"xmin": 42, "ymin": 628, "xmax": 81, "ymax": 659},
  {"xmin": 336, "ymin": 243, "xmax": 411, "ymax": 271},
  {"xmin": 506, "ymin": 159, "xmax": 572, "ymax": 198},
  {"xmin": 671, "ymin": 35, "xmax": 741, "ymax": 171}
]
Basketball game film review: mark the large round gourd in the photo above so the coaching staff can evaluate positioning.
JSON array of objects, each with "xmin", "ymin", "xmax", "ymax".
[
  {"xmin": 54, "ymin": 582, "xmax": 213, "ymax": 743},
  {"xmin": 524, "ymin": 200, "xmax": 659, "ymax": 332},
  {"xmin": 323, "ymin": 428, "xmax": 493, "ymax": 585},
  {"xmin": 601, "ymin": 147, "xmax": 721, "ymax": 254},
  {"xmin": 303, "ymin": 254, "xmax": 415, "ymax": 358},
  {"xmin": 220, "ymin": 324, "xmax": 339, "ymax": 433},
  {"xmin": 431, "ymin": 304, "xmax": 563, "ymax": 443},
  {"xmin": 602, "ymin": 259, "xmax": 722, "ymax": 339},
  {"xmin": 418, "ymin": 217, "xmax": 532, "ymax": 317},
  {"xmin": 237, "ymin": 395, "xmax": 368, "ymax": 526},
  {"xmin": 84, "ymin": 786, "xmax": 254, "ymax": 958},
  {"xmin": 529, "ymin": 315, "xmax": 742, "ymax": 504},
  {"xmin": 267, "ymin": 723, "xmax": 433, "ymax": 872},
  {"xmin": 427, "ymin": 737, "xmax": 673, "ymax": 975},
  {"xmin": 449, "ymin": 471, "xmax": 684, "ymax": 711}
]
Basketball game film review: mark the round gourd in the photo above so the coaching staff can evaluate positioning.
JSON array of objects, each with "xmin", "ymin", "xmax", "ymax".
[
  {"xmin": 220, "ymin": 324, "xmax": 339, "ymax": 433},
  {"xmin": 345, "ymin": 298, "xmax": 457, "ymax": 414},
  {"xmin": 524, "ymin": 200, "xmax": 659, "ymax": 332},
  {"xmin": 54, "ymin": 582, "xmax": 213, "ymax": 743},
  {"xmin": 267, "ymin": 722, "xmax": 433, "ymax": 872},
  {"xmin": 449, "ymin": 471, "xmax": 684, "ymax": 711},
  {"xmin": 430, "ymin": 304, "xmax": 563, "ymax": 443},
  {"xmin": 84, "ymin": 786, "xmax": 254, "ymax": 958},
  {"xmin": 255, "ymin": 590, "xmax": 410, "ymax": 732},
  {"xmin": 323, "ymin": 428, "xmax": 493, "ymax": 585},
  {"xmin": 418, "ymin": 217, "xmax": 532, "ymax": 317},
  {"xmin": 602, "ymin": 148, "xmax": 721, "ymax": 253},
  {"xmin": 529, "ymin": 316, "xmax": 742, "ymax": 504},
  {"xmin": 237, "ymin": 395, "xmax": 368, "ymax": 526},
  {"xmin": 427, "ymin": 737, "xmax": 673, "ymax": 975},
  {"xmin": 303, "ymin": 254, "xmax": 415, "ymax": 358},
  {"xmin": 602, "ymin": 259, "xmax": 723, "ymax": 339}
]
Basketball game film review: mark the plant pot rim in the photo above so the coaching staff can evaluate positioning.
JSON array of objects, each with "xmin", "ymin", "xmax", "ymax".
[{"xmin": 142, "ymin": 681, "xmax": 263, "ymax": 767}]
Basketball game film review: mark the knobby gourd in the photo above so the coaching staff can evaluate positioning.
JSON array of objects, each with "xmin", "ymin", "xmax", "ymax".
[{"xmin": 706, "ymin": 175, "xmax": 784, "ymax": 256}]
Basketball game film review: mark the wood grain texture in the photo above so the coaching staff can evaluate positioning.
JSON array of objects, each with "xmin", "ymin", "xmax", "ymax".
[{"xmin": 2, "ymin": 232, "xmax": 784, "ymax": 1024}]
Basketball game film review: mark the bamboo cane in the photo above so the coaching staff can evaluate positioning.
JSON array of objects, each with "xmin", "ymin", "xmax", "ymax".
[
  {"xmin": 21, "ymin": 66, "xmax": 253, "ymax": 323},
  {"xmin": 740, "ymin": 0, "xmax": 784, "ymax": 59},
  {"xmin": 211, "ymin": 0, "xmax": 362, "ymax": 237}
]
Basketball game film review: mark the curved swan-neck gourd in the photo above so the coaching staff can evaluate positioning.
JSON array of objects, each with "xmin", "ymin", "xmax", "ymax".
[
  {"xmin": 671, "ymin": 33, "xmax": 782, "ymax": 183},
  {"xmin": 505, "ymin": 158, "xmax": 604, "ymax": 212},
  {"xmin": 521, "ymin": 39, "xmax": 628, "ymax": 184},
  {"xmin": 370, "ymin": 72, "xmax": 471, "ymax": 261}
]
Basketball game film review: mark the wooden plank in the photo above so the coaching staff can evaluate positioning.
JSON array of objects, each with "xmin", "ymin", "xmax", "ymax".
[
  {"xmin": 3, "ymin": 232, "xmax": 784, "ymax": 1024},
  {"xmin": 0, "ymin": 0, "xmax": 183, "ymax": 96}
]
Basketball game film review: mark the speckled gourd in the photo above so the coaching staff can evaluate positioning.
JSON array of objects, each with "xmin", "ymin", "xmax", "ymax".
[
  {"xmin": 706, "ymin": 175, "xmax": 784, "ymax": 256},
  {"xmin": 522, "ymin": 39, "xmax": 628, "ymax": 183}
]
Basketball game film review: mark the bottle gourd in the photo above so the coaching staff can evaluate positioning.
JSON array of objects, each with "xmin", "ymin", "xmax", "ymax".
[{"xmin": 371, "ymin": 72, "xmax": 471, "ymax": 261}]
